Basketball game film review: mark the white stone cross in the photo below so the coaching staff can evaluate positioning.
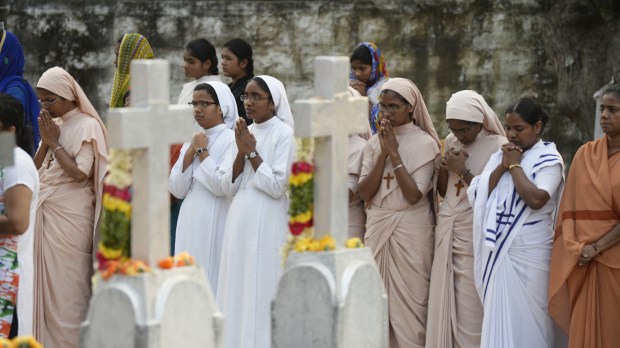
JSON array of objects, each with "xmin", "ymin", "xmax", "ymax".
[
  {"xmin": 106, "ymin": 59, "xmax": 194, "ymax": 266},
  {"xmin": 294, "ymin": 56, "xmax": 369, "ymax": 244},
  {"xmin": 0, "ymin": 133, "xmax": 15, "ymax": 167}
]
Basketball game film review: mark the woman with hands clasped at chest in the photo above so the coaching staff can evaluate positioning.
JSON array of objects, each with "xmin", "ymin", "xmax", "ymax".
[
  {"xmin": 33, "ymin": 67, "xmax": 108, "ymax": 348},
  {"xmin": 467, "ymin": 98, "xmax": 564, "ymax": 348},
  {"xmin": 358, "ymin": 78, "xmax": 441, "ymax": 348},
  {"xmin": 216, "ymin": 76, "xmax": 295, "ymax": 348},
  {"xmin": 426, "ymin": 91, "xmax": 507, "ymax": 348},
  {"xmin": 169, "ymin": 81, "xmax": 238, "ymax": 296}
]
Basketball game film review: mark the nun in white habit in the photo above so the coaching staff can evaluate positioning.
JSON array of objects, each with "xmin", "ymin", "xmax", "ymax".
[
  {"xmin": 169, "ymin": 81, "xmax": 238, "ymax": 295},
  {"xmin": 216, "ymin": 75, "xmax": 296, "ymax": 348}
]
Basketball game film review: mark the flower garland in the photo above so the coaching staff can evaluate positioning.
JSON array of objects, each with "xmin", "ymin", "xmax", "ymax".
[
  {"xmin": 97, "ymin": 149, "xmax": 133, "ymax": 271},
  {"xmin": 281, "ymin": 139, "xmax": 365, "ymax": 264}
]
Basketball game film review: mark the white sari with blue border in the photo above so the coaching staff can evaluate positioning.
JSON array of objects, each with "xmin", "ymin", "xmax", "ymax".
[{"xmin": 467, "ymin": 140, "xmax": 564, "ymax": 348}]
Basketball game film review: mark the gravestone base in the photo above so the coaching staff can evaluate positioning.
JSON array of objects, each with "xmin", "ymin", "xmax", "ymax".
[
  {"xmin": 272, "ymin": 248, "xmax": 388, "ymax": 348},
  {"xmin": 81, "ymin": 266, "xmax": 223, "ymax": 348}
]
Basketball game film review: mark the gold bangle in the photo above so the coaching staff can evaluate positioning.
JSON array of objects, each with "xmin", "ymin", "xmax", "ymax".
[
  {"xmin": 52, "ymin": 146, "xmax": 63, "ymax": 157},
  {"xmin": 508, "ymin": 164, "xmax": 522, "ymax": 171},
  {"xmin": 459, "ymin": 169, "xmax": 470, "ymax": 180},
  {"xmin": 393, "ymin": 164, "xmax": 405, "ymax": 172}
]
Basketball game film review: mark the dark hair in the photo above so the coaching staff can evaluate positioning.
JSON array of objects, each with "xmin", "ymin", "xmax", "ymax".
[
  {"xmin": 223, "ymin": 38, "xmax": 254, "ymax": 76},
  {"xmin": 505, "ymin": 97, "xmax": 549, "ymax": 132},
  {"xmin": 350, "ymin": 44, "xmax": 372, "ymax": 65},
  {"xmin": 193, "ymin": 83, "xmax": 220, "ymax": 105},
  {"xmin": 250, "ymin": 77, "xmax": 273, "ymax": 101},
  {"xmin": 0, "ymin": 93, "xmax": 34, "ymax": 155},
  {"xmin": 602, "ymin": 84, "xmax": 620, "ymax": 100},
  {"xmin": 185, "ymin": 39, "xmax": 219, "ymax": 75}
]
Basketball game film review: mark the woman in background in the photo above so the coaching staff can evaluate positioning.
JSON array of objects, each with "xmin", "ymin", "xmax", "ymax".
[{"xmin": 0, "ymin": 94, "xmax": 39, "ymax": 338}]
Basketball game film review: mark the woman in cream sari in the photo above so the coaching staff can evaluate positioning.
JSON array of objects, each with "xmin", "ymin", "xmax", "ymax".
[{"xmin": 33, "ymin": 67, "xmax": 108, "ymax": 348}]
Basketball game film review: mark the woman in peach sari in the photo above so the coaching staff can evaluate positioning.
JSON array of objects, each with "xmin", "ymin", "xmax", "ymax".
[
  {"xmin": 33, "ymin": 67, "xmax": 108, "ymax": 348},
  {"xmin": 549, "ymin": 84, "xmax": 620, "ymax": 348}
]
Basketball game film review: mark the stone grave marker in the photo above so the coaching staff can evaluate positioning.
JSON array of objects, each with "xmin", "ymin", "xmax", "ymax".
[
  {"xmin": 81, "ymin": 60, "xmax": 224, "ymax": 348},
  {"xmin": 272, "ymin": 56, "xmax": 388, "ymax": 348}
]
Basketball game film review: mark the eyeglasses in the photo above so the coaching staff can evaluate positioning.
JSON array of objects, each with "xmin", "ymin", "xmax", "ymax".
[
  {"xmin": 447, "ymin": 126, "xmax": 474, "ymax": 135},
  {"xmin": 240, "ymin": 94, "xmax": 270, "ymax": 102},
  {"xmin": 378, "ymin": 103, "xmax": 406, "ymax": 113},
  {"xmin": 38, "ymin": 98, "xmax": 60, "ymax": 108},
  {"xmin": 188, "ymin": 101, "xmax": 218, "ymax": 109}
]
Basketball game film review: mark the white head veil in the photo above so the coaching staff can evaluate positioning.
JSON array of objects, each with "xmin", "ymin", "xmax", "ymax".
[
  {"xmin": 256, "ymin": 75, "xmax": 294, "ymax": 129},
  {"xmin": 204, "ymin": 81, "xmax": 239, "ymax": 129}
]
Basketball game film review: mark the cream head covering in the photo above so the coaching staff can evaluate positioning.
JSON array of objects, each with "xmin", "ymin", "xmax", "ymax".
[
  {"xmin": 446, "ymin": 90, "xmax": 506, "ymax": 136},
  {"xmin": 37, "ymin": 66, "xmax": 109, "ymax": 235},
  {"xmin": 255, "ymin": 75, "xmax": 294, "ymax": 129},
  {"xmin": 380, "ymin": 78, "xmax": 441, "ymax": 146},
  {"xmin": 203, "ymin": 81, "xmax": 239, "ymax": 129}
]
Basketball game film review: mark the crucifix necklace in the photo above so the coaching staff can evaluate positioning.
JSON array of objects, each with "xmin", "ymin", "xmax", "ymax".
[
  {"xmin": 46, "ymin": 153, "xmax": 55, "ymax": 169},
  {"xmin": 384, "ymin": 173, "xmax": 394, "ymax": 189},
  {"xmin": 455, "ymin": 180, "xmax": 464, "ymax": 196}
]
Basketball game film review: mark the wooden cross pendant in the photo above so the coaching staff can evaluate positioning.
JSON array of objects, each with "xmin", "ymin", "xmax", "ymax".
[
  {"xmin": 455, "ymin": 180, "xmax": 465, "ymax": 196},
  {"xmin": 384, "ymin": 173, "xmax": 394, "ymax": 189}
]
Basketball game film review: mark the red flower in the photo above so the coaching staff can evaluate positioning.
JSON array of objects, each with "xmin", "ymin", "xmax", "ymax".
[
  {"xmin": 298, "ymin": 162, "xmax": 313, "ymax": 173},
  {"xmin": 289, "ymin": 222, "xmax": 306, "ymax": 235}
]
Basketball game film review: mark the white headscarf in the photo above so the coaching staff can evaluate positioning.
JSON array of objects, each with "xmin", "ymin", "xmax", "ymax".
[
  {"xmin": 256, "ymin": 75, "xmax": 294, "ymax": 129},
  {"xmin": 446, "ymin": 90, "xmax": 506, "ymax": 136},
  {"xmin": 204, "ymin": 81, "xmax": 239, "ymax": 129}
]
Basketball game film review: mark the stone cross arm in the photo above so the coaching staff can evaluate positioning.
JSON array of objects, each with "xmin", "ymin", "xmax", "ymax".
[{"xmin": 0, "ymin": 133, "xmax": 15, "ymax": 167}]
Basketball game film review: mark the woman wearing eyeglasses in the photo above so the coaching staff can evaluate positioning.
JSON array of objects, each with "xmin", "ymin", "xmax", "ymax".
[
  {"xmin": 467, "ymin": 98, "xmax": 564, "ymax": 348},
  {"xmin": 216, "ymin": 76, "xmax": 295, "ymax": 348},
  {"xmin": 426, "ymin": 90, "xmax": 506, "ymax": 348},
  {"xmin": 169, "ymin": 81, "xmax": 237, "ymax": 295},
  {"xmin": 358, "ymin": 78, "xmax": 441, "ymax": 347},
  {"xmin": 32, "ymin": 67, "xmax": 108, "ymax": 348}
]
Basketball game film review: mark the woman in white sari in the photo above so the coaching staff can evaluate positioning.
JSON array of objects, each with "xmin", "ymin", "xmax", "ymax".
[{"xmin": 467, "ymin": 97, "xmax": 564, "ymax": 348}]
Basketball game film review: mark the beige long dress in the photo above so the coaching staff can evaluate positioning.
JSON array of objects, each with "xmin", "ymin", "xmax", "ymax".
[
  {"xmin": 348, "ymin": 134, "xmax": 367, "ymax": 239},
  {"xmin": 362, "ymin": 122, "xmax": 440, "ymax": 348},
  {"xmin": 426, "ymin": 131, "xmax": 506, "ymax": 348},
  {"xmin": 34, "ymin": 109, "xmax": 107, "ymax": 348}
]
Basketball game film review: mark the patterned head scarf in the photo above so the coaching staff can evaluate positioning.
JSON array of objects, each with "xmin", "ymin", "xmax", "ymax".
[
  {"xmin": 349, "ymin": 42, "xmax": 389, "ymax": 135},
  {"xmin": 109, "ymin": 33, "xmax": 154, "ymax": 108},
  {"xmin": 446, "ymin": 90, "xmax": 506, "ymax": 136},
  {"xmin": 381, "ymin": 78, "xmax": 441, "ymax": 146},
  {"xmin": 204, "ymin": 81, "xmax": 239, "ymax": 129},
  {"xmin": 0, "ymin": 30, "xmax": 41, "ymax": 153},
  {"xmin": 349, "ymin": 42, "xmax": 389, "ymax": 88}
]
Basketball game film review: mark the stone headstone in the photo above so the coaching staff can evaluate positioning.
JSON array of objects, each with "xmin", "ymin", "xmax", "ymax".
[
  {"xmin": 81, "ymin": 60, "xmax": 224, "ymax": 348},
  {"xmin": 0, "ymin": 133, "xmax": 15, "ymax": 167},
  {"xmin": 272, "ymin": 57, "xmax": 388, "ymax": 348}
]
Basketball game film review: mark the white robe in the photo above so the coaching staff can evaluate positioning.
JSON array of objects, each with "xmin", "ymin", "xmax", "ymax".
[
  {"xmin": 467, "ymin": 140, "xmax": 564, "ymax": 348},
  {"xmin": 216, "ymin": 116, "xmax": 295, "ymax": 348},
  {"xmin": 169, "ymin": 123, "xmax": 234, "ymax": 295}
]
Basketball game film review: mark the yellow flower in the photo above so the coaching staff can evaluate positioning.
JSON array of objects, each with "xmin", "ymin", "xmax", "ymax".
[
  {"xmin": 12, "ymin": 336, "xmax": 43, "ymax": 348},
  {"xmin": 294, "ymin": 237, "xmax": 313, "ymax": 252},
  {"xmin": 289, "ymin": 172, "xmax": 313, "ymax": 186},
  {"xmin": 345, "ymin": 237, "xmax": 364, "ymax": 249},
  {"xmin": 99, "ymin": 241, "xmax": 123, "ymax": 260},
  {"xmin": 289, "ymin": 211, "xmax": 312, "ymax": 224},
  {"xmin": 318, "ymin": 235, "xmax": 336, "ymax": 251},
  {"xmin": 308, "ymin": 240, "xmax": 322, "ymax": 252},
  {"xmin": 103, "ymin": 194, "xmax": 131, "ymax": 217}
]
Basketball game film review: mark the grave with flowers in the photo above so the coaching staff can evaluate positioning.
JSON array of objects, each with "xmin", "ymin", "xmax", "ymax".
[
  {"xmin": 272, "ymin": 57, "xmax": 388, "ymax": 348},
  {"xmin": 80, "ymin": 60, "xmax": 223, "ymax": 348}
]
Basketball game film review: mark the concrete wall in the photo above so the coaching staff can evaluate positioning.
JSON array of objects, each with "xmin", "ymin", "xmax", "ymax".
[{"xmin": 5, "ymin": 0, "xmax": 620, "ymax": 163}]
